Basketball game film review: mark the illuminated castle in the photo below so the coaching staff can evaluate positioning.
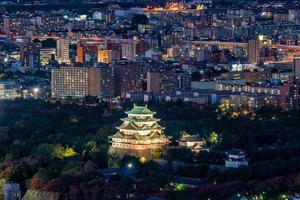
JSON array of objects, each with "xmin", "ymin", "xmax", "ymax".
[{"xmin": 109, "ymin": 104, "xmax": 169, "ymax": 150}]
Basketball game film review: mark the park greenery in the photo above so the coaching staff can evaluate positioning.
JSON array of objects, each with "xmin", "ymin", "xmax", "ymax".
[{"xmin": 0, "ymin": 99, "xmax": 300, "ymax": 199}]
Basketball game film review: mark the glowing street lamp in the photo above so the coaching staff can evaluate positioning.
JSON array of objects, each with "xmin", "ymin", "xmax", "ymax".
[
  {"xmin": 127, "ymin": 163, "xmax": 133, "ymax": 169},
  {"xmin": 33, "ymin": 87, "xmax": 39, "ymax": 99}
]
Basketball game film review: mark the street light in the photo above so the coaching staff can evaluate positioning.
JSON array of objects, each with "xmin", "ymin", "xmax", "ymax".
[
  {"xmin": 33, "ymin": 88, "xmax": 39, "ymax": 93},
  {"xmin": 33, "ymin": 87, "xmax": 39, "ymax": 99},
  {"xmin": 127, "ymin": 163, "xmax": 133, "ymax": 169}
]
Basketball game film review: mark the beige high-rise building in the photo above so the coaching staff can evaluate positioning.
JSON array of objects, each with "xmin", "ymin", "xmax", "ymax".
[
  {"xmin": 52, "ymin": 66, "xmax": 90, "ymax": 98},
  {"xmin": 98, "ymin": 50, "xmax": 112, "ymax": 63},
  {"xmin": 51, "ymin": 65, "xmax": 114, "ymax": 99},
  {"xmin": 56, "ymin": 38, "xmax": 70, "ymax": 64}
]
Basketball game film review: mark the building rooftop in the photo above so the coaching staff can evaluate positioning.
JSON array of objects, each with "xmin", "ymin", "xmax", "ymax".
[
  {"xmin": 178, "ymin": 134, "xmax": 204, "ymax": 142},
  {"xmin": 227, "ymin": 149, "xmax": 246, "ymax": 156}
]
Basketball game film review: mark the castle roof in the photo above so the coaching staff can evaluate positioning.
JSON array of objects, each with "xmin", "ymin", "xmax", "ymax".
[
  {"xmin": 116, "ymin": 122, "xmax": 164, "ymax": 131},
  {"xmin": 125, "ymin": 105, "xmax": 156, "ymax": 115},
  {"xmin": 121, "ymin": 117, "xmax": 160, "ymax": 123},
  {"xmin": 178, "ymin": 134, "xmax": 204, "ymax": 142},
  {"xmin": 111, "ymin": 131, "xmax": 166, "ymax": 141}
]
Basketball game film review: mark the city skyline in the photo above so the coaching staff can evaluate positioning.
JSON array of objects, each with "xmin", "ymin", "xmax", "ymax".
[{"xmin": 0, "ymin": 0, "xmax": 300, "ymax": 199}]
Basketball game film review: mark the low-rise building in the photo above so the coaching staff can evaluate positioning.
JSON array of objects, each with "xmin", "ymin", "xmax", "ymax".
[
  {"xmin": 216, "ymin": 80, "xmax": 280, "ymax": 95},
  {"xmin": 0, "ymin": 81, "xmax": 20, "ymax": 100},
  {"xmin": 177, "ymin": 133, "xmax": 206, "ymax": 152},
  {"xmin": 4, "ymin": 183, "xmax": 21, "ymax": 200},
  {"xmin": 225, "ymin": 149, "xmax": 248, "ymax": 168},
  {"xmin": 220, "ymin": 93, "xmax": 277, "ymax": 109}
]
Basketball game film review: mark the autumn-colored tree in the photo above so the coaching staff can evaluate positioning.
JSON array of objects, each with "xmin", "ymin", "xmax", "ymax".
[
  {"xmin": 42, "ymin": 178, "xmax": 62, "ymax": 193},
  {"xmin": 29, "ymin": 175, "xmax": 45, "ymax": 190}
]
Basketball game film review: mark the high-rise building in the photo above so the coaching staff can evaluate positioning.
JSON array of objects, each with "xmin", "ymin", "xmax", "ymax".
[
  {"xmin": 167, "ymin": 45, "xmax": 183, "ymax": 58},
  {"xmin": 20, "ymin": 41, "xmax": 32, "ymax": 67},
  {"xmin": 51, "ymin": 65, "xmax": 114, "ymax": 99},
  {"xmin": 113, "ymin": 60, "xmax": 145, "ymax": 97},
  {"xmin": 147, "ymin": 70, "xmax": 180, "ymax": 95},
  {"xmin": 52, "ymin": 66, "xmax": 90, "ymax": 98},
  {"xmin": 76, "ymin": 44, "xmax": 84, "ymax": 63},
  {"xmin": 3, "ymin": 17, "xmax": 10, "ymax": 35},
  {"xmin": 293, "ymin": 58, "xmax": 300, "ymax": 79},
  {"xmin": 288, "ymin": 9, "xmax": 300, "ymax": 24},
  {"xmin": 79, "ymin": 44, "xmax": 98, "ymax": 63},
  {"xmin": 277, "ymin": 76, "xmax": 300, "ymax": 110},
  {"xmin": 97, "ymin": 64, "xmax": 115, "ymax": 98},
  {"xmin": 98, "ymin": 50, "xmax": 112, "ymax": 64},
  {"xmin": 248, "ymin": 39, "xmax": 259, "ymax": 64},
  {"xmin": 135, "ymin": 39, "xmax": 149, "ymax": 56},
  {"xmin": 29, "ymin": 53, "xmax": 40, "ymax": 68},
  {"xmin": 56, "ymin": 38, "xmax": 70, "ymax": 64},
  {"xmin": 29, "ymin": 42, "xmax": 42, "ymax": 68},
  {"xmin": 121, "ymin": 41, "xmax": 136, "ymax": 59}
]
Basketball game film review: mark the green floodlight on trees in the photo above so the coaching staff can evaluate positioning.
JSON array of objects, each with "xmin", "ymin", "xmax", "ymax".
[
  {"xmin": 208, "ymin": 131, "xmax": 220, "ymax": 144},
  {"xmin": 174, "ymin": 183, "xmax": 185, "ymax": 191}
]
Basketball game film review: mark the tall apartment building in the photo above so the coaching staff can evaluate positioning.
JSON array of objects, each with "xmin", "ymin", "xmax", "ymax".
[
  {"xmin": 121, "ymin": 41, "xmax": 136, "ymax": 59},
  {"xmin": 277, "ymin": 76, "xmax": 300, "ymax": 110},
  {"xmin": 56, "ymin": 38, "xmax": 70, "ymax": 64},
  {"xmin": 51, "ymin": 65, "xmax": 114, "ymax": 99},
  {"xmin": 20, "ymin": 41, "xmax": 32, "ymax": 67},
  {"xmin": 113, "ymin": 60, "xmax": 145, "ymax": 97},
  {"xmin": 97, "ymin": 65, "xmax": 115, "ymax": 98},
  {"xmin": 293, "ymin": 57, "xmax": 300, "ymax": 79},
  {"xmin": 147, "ymin": 70, "xmax": 180, "ymax": 95},
  {"xmin": 248, "ymin": 39, "xmax": 259, "ymax": 65}
]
